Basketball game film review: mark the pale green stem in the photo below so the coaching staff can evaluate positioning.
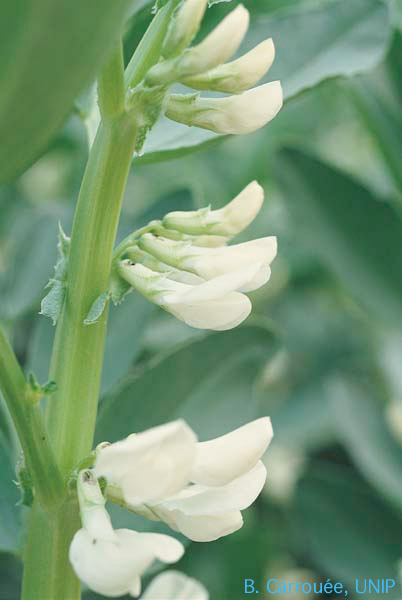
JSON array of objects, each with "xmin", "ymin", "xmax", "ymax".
[
  {"xmin": 0, "ymin": 324, "xmax": 64, "ymax": 512},
  {"xmin": 22, "ymin": 4, "xmax": 179, "ymax": 594},
  {"xmin": 22, "ymin": 43, "xmax": 136, "ymax": 600}
]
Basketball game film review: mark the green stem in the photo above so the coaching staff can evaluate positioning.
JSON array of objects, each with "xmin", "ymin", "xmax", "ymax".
[
  {"xmin": 125, "ymin": 0, "xmax": 181, "ymax": 89},
  {"xmin": 0, "ymin": 324, "xmax": 64, "ymax": 512},
  {"xmin": 46, "ymin": 115, "xmax": 138, "ymax": 475},
  {"xmin": 22, "ymin": 43, "xmax": 137, "ymax": 600},
  {"xmin": 22, "ymin": 3, "xmax": 178, "ymax": 594}
]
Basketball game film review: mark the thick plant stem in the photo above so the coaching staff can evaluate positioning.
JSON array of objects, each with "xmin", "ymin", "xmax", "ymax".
[
  {"xmin": 46, "ymin": 115, "xmax": 137, "ymax": 476},
  {"xmin": 22, "ymin": 500, "xmax": 81, "ymax": 600},
  {"xmin": 0, "ymin": 324, "xmax": 64, "ymax": 511},
  {"xmin": 22, "ymin": 43, "xmax": 137, "ymax": 600}
]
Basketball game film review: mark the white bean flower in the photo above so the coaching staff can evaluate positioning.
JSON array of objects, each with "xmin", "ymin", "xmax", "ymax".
[
  {"xmin": 117, "ymin": 181, "xmax": 277, "ymax": 330},
  {"xmin": 141, "ymin": 571, "xmax": 208, "ymax": 599},
  {"xmin": 165, "ymin": 82, "xmax": 282, "ymax": 135},
  {"xmin": 144, "ymin": 1, "xmax": 282, "ymax": 136},
  {"xmin": 98, "ymin": 417, "xmax": 273, "ymax": 542},
  {"xmin": 69, "ymin": 471, "xmax": 184, "ymax": 598},
  {"xmin": 162, "ymin": 180, "xmax": 264, "ymax": 238},
  {"xmin": 118, "ymin": 261, "xmax": 263, "ymax": 331}
]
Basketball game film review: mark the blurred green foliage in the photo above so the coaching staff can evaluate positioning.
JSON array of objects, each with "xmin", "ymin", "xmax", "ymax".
[{"xmin": 1, "ymin": 0, "xmax": 402, "ymax": 599}]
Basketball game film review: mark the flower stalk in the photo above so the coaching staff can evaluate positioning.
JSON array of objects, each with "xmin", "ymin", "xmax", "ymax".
[
  {"xmin": 0, "ymin": 324, "xmax": 64, "ymax": 512},
  {"xmin": 22, "ymin": 42, "xmax": 138, "ymax": 600}
]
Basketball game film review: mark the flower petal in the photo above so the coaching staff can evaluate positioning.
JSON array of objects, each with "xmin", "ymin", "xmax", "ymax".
[
  {"xmin": 141, "ymin": 571, "xmax": 209, "ymax": 600},
  {"xmin": 192, "ymin": 417, "xmax": 273, "ymax": 485},
  {"xmin": 162, "ymin": 291, "xmax": 252, "ymax": 331},
  {"xmin": 69, "ymin": 529, "xmax": 153, "ymax": 598},
  {"xmin": 181, "ymin": 38, "xmax": 275, "ymax": 93},
  {"xmin": 94, "ymin": 420, "xmax": 197, "ymax": 504},
  {"xmin": 160, "ymin": 461, "xmax": 267, "ymax": 515},
  {"xmin": 174, "ymin": 510, "xmax": 243, "ymax": 542},
  {"xmin": 137, "ymin": 532, "xmax": 184, "ymax": 563}
]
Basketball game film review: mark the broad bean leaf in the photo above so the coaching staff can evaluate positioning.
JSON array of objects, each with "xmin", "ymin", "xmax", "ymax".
[
  {"xmin": 96, "ymin": 323, "xmax": 278, "ymax": 443},
  {"xmin": 0, "ymin": 0, "xmax": 135, "ymax": 182},
  {"xmin": 274, "ymin": 148, "xmax": 402, "ymax": 324},
  {"xmin": 329, "ymin": 377, "xmax": 402, "ymax": 515},
  {"xmin": 293, "ymin": 463, "xmax": 402, "ymax": 598}
]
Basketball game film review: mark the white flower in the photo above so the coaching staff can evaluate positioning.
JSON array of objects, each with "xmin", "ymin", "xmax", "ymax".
[
  {"xmin": 181, "ymin": 38, "xmax": 275, "ymax": 94},
  {"xmin": 148, "ymin": 461, "xmax": 267, "ymax": 542},
  {"xmin": 147, "ymin": 5, "xmax": 249, "ymax": 86},
  {"xmin": 141, "ymin": 571, "xmax": 208, "ymax": 600},
  {"xmin": 138, "ymin": 234, "xmax": 277, "ymax": 292},
  {"xmin": 165, "ymin": 81, "xmax": 283, "ymax": 135},
  {"xmin": 94, "ymin": 420, "xmax": 197, "ymax": 505},
  {"xmin": 118, "ymin": 261, "xmax": 264, "ymax": 330},
  {"xmin": 69, "ymin": 470, "xmax": 184, "ymax": 598},
  {"xmin": 163, "ymin": 181, "xmax": 264, "ymax": 238},
  {"xmin": 103, "ymin": 418, "xmax": 273, "ymax": 542},
  {"xmin": 177, "ymin": 4, "xmax": 250, "ymax": 77},
  {"xmin": 162, "ymin": 0, "xmax": 209, "ymax": 58}
]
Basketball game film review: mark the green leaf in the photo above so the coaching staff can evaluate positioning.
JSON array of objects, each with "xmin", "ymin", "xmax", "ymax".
[
  {"xmin": 274, "ymin": 148, "xmax": 402, "ymax": 324},
  {"xmin": 40, "ymin": 224, "xmax": 70, "ymax": 326},
  {"xmin": 39, "ymin": 280, "xmax": 66, "ymax": 326},
  {"xmin": 0, "ymin": 210, "xmax": 64, "ymax": 321},
  {"xmin": 293, "ymin": 463, "xmax": 402, "ymax": 597},
  {"xmin": 329, "ymin": 377, "xmax": 402, "ymax": 515},
  {"xmin": 0, "ymin": 0, "xmax": 135, "ymax": 183},
  {"xmin": 84, "ymin": 292, "xmax": 110, "ymax": 326},
  {"xmin": 255, "ymin": 0, "xmax": 391, "ymax": 99},
  {"xmin": 96, "ymin": 323, "xmax": 278, "ymax": 443},
  {"xmin": 136, "ymin": 0, "xmax": 391, "ymax": 163}
]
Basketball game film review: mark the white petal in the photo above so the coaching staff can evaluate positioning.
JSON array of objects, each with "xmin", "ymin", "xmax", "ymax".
[
  {"xmin": 163, "ymin": 181, "xmax": 263, "ymax": 238},
  {"xmin": 179, "ymin": 5, "xmax": 250, "ymax": 76},
  {"xmin": 184, "ymin": 237, "xmax": 277, "ymax": 279},
  {"xmin": 214, "ymin": 181, "xmax": 264, "ymax": 237},
  {"xmin": 192, "ymin": 417, "xmax": 273, "ymax": 485},
  {"xmin": 137, "ymin": 532, "xmax": 184, "ymax": 563},
  {"xmin": 174, "ymin": 510, "xmax": 243, "ymax": 542},
  {"xmin": 149, "ymin": 463, "xmax": 266, "ymax": 541},
  {"xmin": 166, "ymin": 81, "xmax": 283, "ymax": 135},
  {"xmin": 161, "ymin": 462, "xmax": 267, "ymax": 515},
  {"xmin": 141, "ymin": 571, "xmax": 209, "ymax": 600},
  {"xmin": 69, "ymin": 529, "xmax": 153, "ymax": 598},
  {"xmin": 166, "ymin": 263, "xmax": 263, "ymax": 303},
  {"xmin": 162, "ymin": 291, "xmax": 252, "ymax": 331},
  {"xmin": 181, "ymin": 38, "xmax": 275, "ymax": 93},
  {"xmin": 94, "ymin": 420, "xmax": 197, "ymax": 504},
  {"xmin": 238, "ymin": 264, "xmax": 271, "ymax": 292}
]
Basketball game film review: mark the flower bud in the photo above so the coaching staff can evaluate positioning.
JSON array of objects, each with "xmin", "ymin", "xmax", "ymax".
[
  {"xmin": 138, "ymin": 234, "xmax": 277, "ymax": 281},
  {"xmin": 162, "ymin": 0, "xmax": 209, "ymax": 58},
  {"xmin": 165, "ymin": 81, "xmax": 283, "ymax": 135},
  {"xmin": 180, "ymin": 38, "xmax": 275, "ymax": 93},
  {"xmin": 177, "ymin": 4, "xmax": 249, "ymax": 77},
  {"xmin": 146, "ymin": 5, "xmax": 249, "ymax": 86},
  {"xmin": 142, "ymin": 571, "xmax": 209, "ymax": 600},
  {"xmin": 118, "ymin": 261, "xmax": 259, "ymax": 330},
  {"xmin": 163, "ymin": 181, "xmax": 264, "ymax": 237}
]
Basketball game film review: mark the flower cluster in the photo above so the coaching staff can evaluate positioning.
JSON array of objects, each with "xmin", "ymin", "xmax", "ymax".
[
  {"xmin": 144, "ymin": 1, "xmax": 283, "ymax": 135},
  {"xmin": 69, "ymin": 417, "xmax": 273, "ymax": 597},
  {"xmin": 117, "ymin": 181, "xmax": 277, "ymax": 330}
]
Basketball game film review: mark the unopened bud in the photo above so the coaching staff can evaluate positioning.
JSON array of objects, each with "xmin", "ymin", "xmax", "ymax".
[
  {"xmin": 146, "ymin": 4, "xmax": 249, "ymax": 86},
  {"xmin": 163, "ymin": 181, "xmax": 264, "ymax": 237},
  {"xmin": 178, "ymin": 4, "xmax": 249, "ymax": 76},
  {"xmin": 181, "ymin": 38, "xmax": 275, "ymax": 93},
  {"xmin": 166, "ymin": 81, "xmax": 283, "ymax": 135},
  {"xmin": 162, "ymin": 0, "xmax": 209, "ymax": 58}
]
